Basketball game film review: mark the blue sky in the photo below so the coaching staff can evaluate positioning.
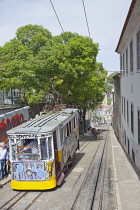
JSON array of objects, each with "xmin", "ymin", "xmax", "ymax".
[{"xmin": 0, "ymin": 0, "xmax": 132, "ymax": 73}]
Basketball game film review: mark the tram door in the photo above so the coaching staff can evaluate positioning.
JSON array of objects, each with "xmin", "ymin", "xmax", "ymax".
[{"xmin": 53, "ymin": 130, "xmax": 60, "ymax": 177}]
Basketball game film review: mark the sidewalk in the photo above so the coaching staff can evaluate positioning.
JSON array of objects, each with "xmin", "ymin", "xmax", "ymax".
[{"xmin": 110, "ymin": 126, "xmax": 140, "ymax": 210}]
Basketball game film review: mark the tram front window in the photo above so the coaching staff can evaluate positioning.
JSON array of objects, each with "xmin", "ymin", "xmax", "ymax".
[
  {"xmin": 16, "ymin": 138, "xmax": 49, "ymax": 161},
  {"xmin": 17, "ymin": 139, "xmax": 39, "ymax": 160}
]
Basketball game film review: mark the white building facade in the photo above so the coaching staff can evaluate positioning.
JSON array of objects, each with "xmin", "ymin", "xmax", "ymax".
[
  {"xmin": 116, "ymin": 0, "xmax": 140, "ymax": 170},
  {"xmin": 113, "ymin": 74, "xmax": 121, "ymax": 142}
]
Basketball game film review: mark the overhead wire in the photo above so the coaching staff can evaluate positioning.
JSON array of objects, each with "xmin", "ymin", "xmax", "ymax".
[
  {"xmin": 81, "ymin": 0, "xmax": 91, "ymax": 38},
  {"xmin": 50, "ymin": 0, "xmax": 90, "ymax": 37},
  {"xmin": 49, "ymin": 0, "xmax": 64, "ymax": 33}
]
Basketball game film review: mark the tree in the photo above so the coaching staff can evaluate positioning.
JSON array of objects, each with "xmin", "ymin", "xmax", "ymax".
[
  {"xmin": 107, "ymin": 97, "xmax": 111, "ymax": 105},
  {"xmin": 107, "ymin": 72, "xmax": 118, "ymax": 84},
  {"xmin": 104, "ymin": 82, "xmax": 113, "ymax": 93},
  {"xmin": 0, "ymin": 25, "xmax": 107, "ymax": 116},
  {"xmin": 16, "ymin": 24, "xmax": 52, "ymax": 56},
  {"xmin": 0, "ymin": 25, "xmax": 52, "ymax": 103},
  {"xmin": 51, "ymin": 33, "xmax": 107, "ymax": 109}
]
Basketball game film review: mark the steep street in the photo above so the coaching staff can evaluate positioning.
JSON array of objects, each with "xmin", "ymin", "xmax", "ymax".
[{"xmin": 1, "ymin": 126, "xmax": 139, "ymax": 210}]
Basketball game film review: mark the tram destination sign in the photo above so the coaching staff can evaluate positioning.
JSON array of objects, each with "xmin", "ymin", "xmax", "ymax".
[{"xmin": 8, "ymin": 133, "xmax": 50, "ymax": 139}]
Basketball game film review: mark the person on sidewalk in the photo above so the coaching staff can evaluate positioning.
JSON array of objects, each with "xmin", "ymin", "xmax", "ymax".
[
  {"xmin": 91, "ymin": 127, "xmax": 100, "ymax": 139},
  {"xmin": 5, "ymin": 146, "xmax": 11, "ymax": 177},
  {"xmin": 0, "ymin": 142, "xmax": 8, "ymax": 180}
]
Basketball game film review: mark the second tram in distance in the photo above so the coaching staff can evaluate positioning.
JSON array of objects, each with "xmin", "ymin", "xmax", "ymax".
[{"xmin": 7, "ymin": 108, "xmax": 79, "ymax": 190}]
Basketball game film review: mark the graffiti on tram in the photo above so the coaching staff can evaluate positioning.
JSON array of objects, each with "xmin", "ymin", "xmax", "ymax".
[{"xmin": 12, "ymin": 161, "xmax": 46, "ymax": 181}]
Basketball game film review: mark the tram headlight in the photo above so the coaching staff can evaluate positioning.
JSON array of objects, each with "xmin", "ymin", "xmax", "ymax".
[{"xmin": 26, "ymin": 169, "xmax": 33, "ymax": 176}]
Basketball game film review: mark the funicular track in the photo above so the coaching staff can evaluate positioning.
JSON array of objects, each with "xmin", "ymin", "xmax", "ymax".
[
  {"xmin": 79, "ymin": 135, "xmax": 94, "ymax": 152},
  {"xmin": 24, "ymin": 192, "xmax": 43, "ymax": 210},
  {"xmin": 0, "ymin": 189, "xmax": 44, "ymax": 210},
  {"xmin": 0, "ymin": 191, "xmax": 28, "ymax": 210},
  {"xmin": 70, "ymin": 131, "xmax": 108, "ymax": 210}
]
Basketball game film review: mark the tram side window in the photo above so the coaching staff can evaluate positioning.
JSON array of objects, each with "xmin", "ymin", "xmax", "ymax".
[
  {"xmin": 73, "ymin": 117, "xmax": 76, "ymax": 129},
  {"xmin": 40, "ymin": 138, "xmax": 47, "ymax": 160},
  {"xmin": 69, "ymin": 121, "xmax": 71, "ymax": 134},
  {"xmin": 11, "ymin": 139, "xmax": 16, "ymax": 161},
  {"xmin": 75, "ymin": 114, "xmax": 78, "ymax": 127},
  {"xmin": 60, "ymin": 128, "xmax": 63, "ymax": 146},
  {"xmin": 71, "ymin": 118, "xmax": 73, "ymax": 131},
  {"xmin": 67, "ymin": 123, "xmax": 69, "ymax": 136},
  {"xmin": 64, "ymin": 125, "xmax": 67, "ymax": 141},
  {"xmin": 53, "ymin": 130, "xmax": 58, "ymax": 150},
  {"xmin": 48, "ymin": 137, "xmax": 53, "ymax": 159},
  {"xmin": 66, "ymin": 121, "xmax": 72, "ymax": 137}
]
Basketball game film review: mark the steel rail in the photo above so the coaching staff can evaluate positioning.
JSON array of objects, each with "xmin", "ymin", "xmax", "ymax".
[
  {"xmin": 70, "ymin": 141, "xmax": 103, "ymax": 209},
  {"xmin": 91, "ymin": 132, "xmax": 108, "ymax": 210},
  {"xmin": 0, "ymin": 191, "xmax": 28, "ymax": 210},
  {"xmin": 70, "ymin": 131, "xmax": 108, "ymax": 210},
  {"xmin": 24, "ymin": 192, "xmax": 43, "ymax": 210},
  {"xmin": 79, "ymin": 135, "xmax": 96, "ymax": 152}
]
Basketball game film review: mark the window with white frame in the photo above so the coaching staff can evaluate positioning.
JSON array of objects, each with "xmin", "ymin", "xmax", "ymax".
[
  {"xmin": 124, "ymin": 98, "xmax": 126, "ymax": 118},
  {"xmin": 130, "ymin": 40, "xmax": 133, "ymax": 73},
  {"xmin": 123, "ymin": 53, "xmax": 125, "ymax": 75},
  {"xmin": 127, "ymin": 100, "xmax": 129, "ymax": 124},
  {"xmin": 132, "ymin": 149, "xmax": 135, "ymax": 163},
  {"xmin": 138, "ymin": 110, "xmax": 140, "ymax": 144},
  {"xmin": 137, "ymin": 30, "xmax": 140, "ymax": 71},
  {"xmin": 120, "ymin": 55, "xmax": 122, "ymax": 75},
  {"xmin": 131, "ymin": 103, "xmax": 134, "ymax": 134},
  {"xmin": 122, "ymin": 96, "xmax": 123, "ymax": 115},
  {"xmin": 126, "ymin": 48, "xmax": 128, "ymax": 75},
  {"xmin": 124, "ymin": 130, "xmax": 126, "ymax": 145},
  {"xmin": 127, "ymin": 138, "xmax": 130, "ymax": 154}
]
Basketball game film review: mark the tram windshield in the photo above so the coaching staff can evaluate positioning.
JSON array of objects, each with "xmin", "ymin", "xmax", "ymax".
[
  {"xmin": 17, "ymin": 139, "xmax": 40, "ymax": 160},
  {"xmin": 10, "ymin": 136, "xmax": 53, "ymax": 161}
]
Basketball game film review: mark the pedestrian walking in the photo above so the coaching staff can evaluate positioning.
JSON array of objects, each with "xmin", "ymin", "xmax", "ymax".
[
  {"xmin": 5, "ymin": 146, "xmax": 11, "ymax": 176},
  {"xmin": 0, "ymin": 142, "xmax": 8, "ymax": 179}
]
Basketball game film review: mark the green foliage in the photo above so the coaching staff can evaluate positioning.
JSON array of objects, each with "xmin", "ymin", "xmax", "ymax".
[
  {"xmin": 107, "ymin": 97, "xmax": 111, "ymax": 105},
  {"xmin": 107, "ymin": 72, "xmax": 118, "ymax": 84},
  {"xmin": 16, "ymin": 24, "xmax": 52, "ymax": 56},
  {"xmin": 0, "ymin": 24, "xmax": 108, "ymax": 109},
  {"xmin": 104, "ymin": 82, "xmax": 113, "ymax": 93}
]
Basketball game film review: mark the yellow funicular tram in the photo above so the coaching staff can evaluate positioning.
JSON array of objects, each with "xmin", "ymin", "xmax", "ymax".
[{"xmin": 7, "ymin": 108, "xmax": 79, "ymax": 190}]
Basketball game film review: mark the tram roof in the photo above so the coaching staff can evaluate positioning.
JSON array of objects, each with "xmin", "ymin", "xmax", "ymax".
[{"xmin": 7, "ymin": 108, "xmax": 78, "ymax": 135}]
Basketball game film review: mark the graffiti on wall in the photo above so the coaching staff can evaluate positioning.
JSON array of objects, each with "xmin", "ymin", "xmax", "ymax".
[{"xmin": 0, "ymin": 107, "xmax": 29, "ymax": 143}]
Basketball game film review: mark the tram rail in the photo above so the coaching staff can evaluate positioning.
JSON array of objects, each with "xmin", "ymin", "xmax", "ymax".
[
  {"xmin": 79, "ymin": 135, "xmax": 96, "ymax": 152},
  {"xmin": 24, "ymin": 192, "xmax": 43, "ymax": 210},
  {"xmin": 70, "ymin": 131, "xmax": 108, "ymax": 210},
  {"xmin": 0, "ymin": 191, "xmax": 28, "ymax": 210},
  {"xmin": 0, "ymin": 187, "xmax": 44, "ymax": 210}
]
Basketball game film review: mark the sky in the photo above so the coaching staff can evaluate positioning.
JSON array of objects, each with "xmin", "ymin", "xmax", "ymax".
[{"xmin": 0, "ymin": 0, "xmax": 132, "ymax": 74}]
